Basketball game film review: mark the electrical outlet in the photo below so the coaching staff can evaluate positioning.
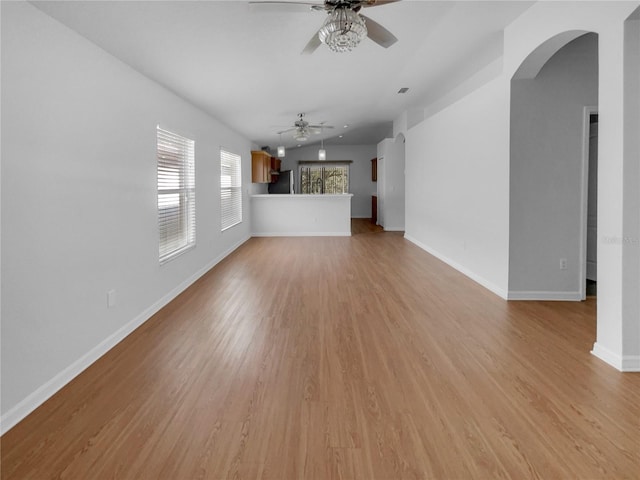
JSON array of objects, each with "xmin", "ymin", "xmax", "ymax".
[
  {"xmin": 559, "ymin": 258, "xmax": 568, "ymax": 270},
  {"xmin": 107, "ymin": 289, "xmax": 117, "ymax": 308}
]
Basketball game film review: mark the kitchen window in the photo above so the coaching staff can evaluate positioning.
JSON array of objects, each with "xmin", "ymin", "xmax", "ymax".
[
  {"xmin": 157, "ymin": 126, "xmax": 196, "ymax": 264},
  {"xmin": 299, "ymin": 162, "xmax": 350, "ymax": 194}
]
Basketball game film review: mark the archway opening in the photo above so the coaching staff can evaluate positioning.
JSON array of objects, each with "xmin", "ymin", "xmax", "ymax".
[{"xmin": 508, "ymin": 31, "xmax": 599, "ymax": 301}]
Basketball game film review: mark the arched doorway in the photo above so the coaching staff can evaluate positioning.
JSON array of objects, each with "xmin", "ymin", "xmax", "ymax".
[
  {"xmin": 508, "ymin": 17, "xmax": 640, "ymax": 370},
  {"xmin": 508, "ymin": 31, "xmax": 599, "ymax": 301}
]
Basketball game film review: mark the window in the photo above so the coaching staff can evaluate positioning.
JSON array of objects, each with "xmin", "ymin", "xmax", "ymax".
[
  {"xmin": 299, "ymin": 163, "xmax": 350, "ymax": 194},
  {"xmin": 157, "ymin": 127, "xmax": 195, "ymax": 264},
  {"xmin": 220, "ymin": 149, "xmax": 242, "ymax": 231}
]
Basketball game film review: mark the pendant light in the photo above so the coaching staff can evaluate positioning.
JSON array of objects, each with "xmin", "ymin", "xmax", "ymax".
[
  {"xmin": 277, "ymin": 133, "xmax": 285, "ymax": 157},
  {"xmin": 318, "ymin": 125, "xmax": 326, "ymax": 160}
]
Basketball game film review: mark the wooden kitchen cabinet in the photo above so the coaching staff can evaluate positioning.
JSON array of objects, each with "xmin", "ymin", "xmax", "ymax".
[
  {"xmin": 270, "ymin": 157, "xmax": 281, "ymax": 183},
  {"xmin": 252, "ymin": 151, "xmax": 283, "ymax": 183},
  {"xmin": 371, "ymin": 157, "xmax": 377, "ymax": 182},
  {"xmin": 251, "ymin": 150, "xmax": 271, "ymax": 183}
]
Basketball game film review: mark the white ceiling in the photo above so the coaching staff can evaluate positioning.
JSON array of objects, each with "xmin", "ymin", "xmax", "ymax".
[{"xmin": 31, "ymin": 0, "xmax": 533, "ymax": 150}]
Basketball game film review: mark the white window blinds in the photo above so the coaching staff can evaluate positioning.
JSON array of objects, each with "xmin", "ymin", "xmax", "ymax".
[
  {"xmin": 157, "ymin": 127, "xmax": 196, "ymax": 264},
  {"xmin": 220, "ymin": 149, "xmax": 242, "ymax": 231}
]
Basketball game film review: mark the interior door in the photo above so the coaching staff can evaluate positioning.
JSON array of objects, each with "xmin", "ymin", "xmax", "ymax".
[
  {"xmin": 377, "ymin": 157, "xmax": 384, "ymax": 227},
  {"xmin": 586, "ymin": 119, "xmax": 598, "ymax": 281}
]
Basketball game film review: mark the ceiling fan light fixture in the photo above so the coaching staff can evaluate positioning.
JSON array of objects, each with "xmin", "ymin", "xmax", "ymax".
[
  {"xmin": 318, "ymin": 7, "xmax": 367, "ymax": 53},
  {"xmin": 293, "ymin": 130, "xmax": 309, "ymax": 141}
]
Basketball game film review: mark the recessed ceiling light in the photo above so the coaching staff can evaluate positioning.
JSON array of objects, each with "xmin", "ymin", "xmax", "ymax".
[
  {"xmin": 398, "ymin": 87, "xmax": 410, "ymax": 94},
  {"xmin": 339, "ymin": 135, "xmax": 343, "ymax": 138},
  {"xmin": 343, "ymin": 125, "xmax": 349, "ymax": 128}
]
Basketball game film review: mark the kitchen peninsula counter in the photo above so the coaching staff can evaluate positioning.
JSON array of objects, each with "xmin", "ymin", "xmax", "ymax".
[{"xmin": 250, "ymin": 194, "xmax": 352, "ymax": 236}]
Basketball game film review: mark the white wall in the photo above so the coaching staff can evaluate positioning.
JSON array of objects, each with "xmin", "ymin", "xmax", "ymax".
[
  {"xmin": 280, "ymin": 144, "xmax": 377, "ymax": 218},
  {"xmin": 622, "ymin": 11, "xmax": 640, "ymax": 361},
  {"xmin": 376, "ymin": 137, "xmax": 405, "ymax": 232},
  {"xmin": 509, "ymin": 33, "xmax": 599, "ymax": 299},
  {"xmin": 251, "ymin": 195, "xmax": 352, "ymax": 236},
  {"xmin": 404, "ymin": 76, "xmax": 511, "ymax": 297},
  {"xmin": 1, "ymin": 2, "xmax": 253, "ymax": 431}
]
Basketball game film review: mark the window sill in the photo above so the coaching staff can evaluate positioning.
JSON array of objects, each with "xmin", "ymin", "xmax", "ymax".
[{"xmin": 160, "ymin": 243, "xmax": 196, "ymax": 265}]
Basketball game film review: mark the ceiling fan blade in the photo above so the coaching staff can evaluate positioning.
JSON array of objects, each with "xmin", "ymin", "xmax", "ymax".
[
  {"xmin": 248, "ymin": 1, "xmax": 321, "ymax": 13},
  {"xmin": 301, "ymin": 31, "xmax": 322, "ymax": 55},
  {"xmin": 308, "ymin": 125, "xmax": 335, "ymax": 129},
  {"xmin": 361, "ymin": 14, "xmax": 398, "ymax": 48},
  {"xmin": 277, "ymin": 127, "xmax": 297, "ymax": 134},
  {"xmin": 361, "ymin": 0, "xmax": 402, "ymax": 8}
]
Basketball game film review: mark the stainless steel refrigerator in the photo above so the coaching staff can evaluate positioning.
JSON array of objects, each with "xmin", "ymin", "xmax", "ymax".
[{"xmin": 268, "ymin": 170, "xmax": 294, "ymax": 194}]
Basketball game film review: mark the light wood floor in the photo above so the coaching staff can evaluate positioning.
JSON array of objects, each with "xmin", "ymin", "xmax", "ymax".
[{"xmin": 2, "ymin": 220, "xmax": 639, "ymax": 479}]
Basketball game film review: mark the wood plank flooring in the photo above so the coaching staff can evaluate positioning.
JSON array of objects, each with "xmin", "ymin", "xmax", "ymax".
[{"xmin": 2, "ymin": 220, "xmax": 639, "ymax": 479}]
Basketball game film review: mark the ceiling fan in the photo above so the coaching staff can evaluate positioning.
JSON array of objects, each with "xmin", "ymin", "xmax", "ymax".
[
  {"xmin": 277, "ymin": 113, "xmax": 334, "ymax": 141},
  {"xmin": 250, "ymin": 0, "xmax": 400, "ymax": 54}
]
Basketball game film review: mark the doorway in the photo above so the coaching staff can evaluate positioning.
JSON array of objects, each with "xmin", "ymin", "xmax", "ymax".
[
  {"xmin": 585, "ymin": 112, "xmax": 598, "ymax": 297},
  {"xmin": 376, "ymin": 157, "xmax": 384, "ymax": 227},
  {"xmin": 508, "ymin": 32, "xmax": 599, "ymax": 300}
]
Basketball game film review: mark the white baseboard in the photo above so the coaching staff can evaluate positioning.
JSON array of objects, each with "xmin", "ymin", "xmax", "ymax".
[
  {"xmin": 0, "ymin": 236, "xmax": 250, "ymax": 435},
  {"xmin": 507, "ymin": 291, "xmax": 582, "ymax": 301},
  {"xmin": 622, "ymin": 356, "xmax": 640, "ymax": 372},
  {"xmin": 404, "ymin": 234, "xmax": 508, "ymax": 299},
  {"xmin": 251, "ymin": 232, "xmax": 351, "ymax": 237},
  {"xmin": 591, "ymin": 343, "xmax": 640, "ymax": 372},
  {"xmin": 383, "ymin": 226, "xmax": 405, "ymax": 232},
  {"xmin": 592, "ymin": 342, "xmax": 623, "ymax": 370}
]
